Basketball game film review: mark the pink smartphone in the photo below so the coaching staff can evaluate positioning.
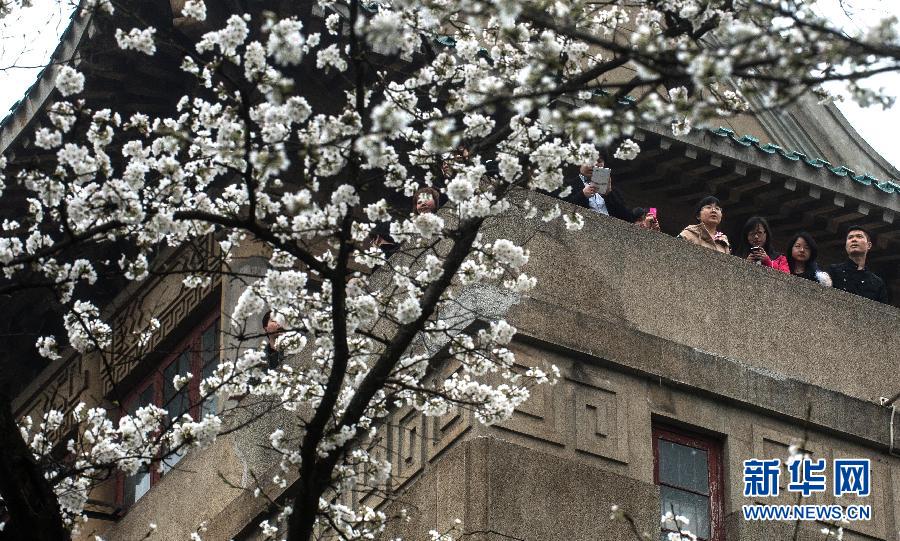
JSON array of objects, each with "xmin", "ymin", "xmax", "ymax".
[{"xmin": 648, "ymin": 207, "xmax": 657, "ymax": 216}]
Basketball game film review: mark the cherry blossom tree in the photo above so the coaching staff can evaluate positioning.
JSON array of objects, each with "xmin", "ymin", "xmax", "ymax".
[{"xmin": 1, "ymin": 0, "xmax": 900, "ymax": 540}]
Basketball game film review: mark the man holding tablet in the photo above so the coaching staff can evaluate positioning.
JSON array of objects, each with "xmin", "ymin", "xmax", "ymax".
[{"xmin": 563, "ymin": 157, "xmax": 637, "ymax": 222}]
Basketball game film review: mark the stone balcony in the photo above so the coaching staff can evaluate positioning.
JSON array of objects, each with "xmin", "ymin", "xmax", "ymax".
[
  {"xmin": 94, "ymin": 192, "xmax": 900, "ymax": 541},
  {"xmin": 378, "ymin": 191, "xmax": 900, "ymax": 540}
]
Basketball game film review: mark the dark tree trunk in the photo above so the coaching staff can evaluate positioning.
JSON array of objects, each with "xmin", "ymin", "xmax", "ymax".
[{"xmin": 0, "ymin": 387, "xmax": 69, "ymax": 541}]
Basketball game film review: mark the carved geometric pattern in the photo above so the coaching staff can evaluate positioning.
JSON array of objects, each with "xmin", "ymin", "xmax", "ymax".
[
  {"xmin": 750, "ymin": 425, "xmax": 826, "ymax": 507},
  {"xmin": 496, "ymin": 376, "xmax": 564, "ymax": 447},
  {"xmin": 826, "ymin": 448, "xmax": 886, "ymax": 540},
  {"xmin": 24, "ymin": 355, "xmax": 89, "ymax": 439},
  {"xmin": 359, "ymin": 425, "xmax": 390, "ymax": 508},
  {"xmin": 571, "ymin": 377, "xmax": 629, "ymax": 464},
  {"xmin": 105, "ymin": 235, "xmax": 221, "ymax": 394},
  {"xmin": 391, "ymin": 408, "xmax": 425, "ymax": 486},
  {"xmin": 751, "ymin": 427, "xmax": 887, "ymax": 539},
  {"xmin": 427, "ymin": 407, "xmax": 470, "ymax": 461}
]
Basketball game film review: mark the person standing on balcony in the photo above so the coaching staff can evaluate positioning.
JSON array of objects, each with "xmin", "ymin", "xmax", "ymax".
[
  {"xmin": 365, "ymin": 187, "xmax": 443, "ymax": 260},
  {"xmin": 677, "ymin": 196, "xmax": 730, "ymax": 253},
  {"xmin": 827, "ymin": 226, "xmax": 888, "ymax": 303},
  {"xmin": 785, "ymin": 232, "xmax": 832, "ymax": 286},
  {"xmin": 733, "ymin": 217, "xmax": 789, "ymax": 273},
  {"xmin": 632, "ymin": 207, "xmax": 662, "ymax": 231},
  {"xmin": 563, "ymin": 156, "xmax": 637, "ymax": 222},
  {"xmin": 262, "ymin": 311, "xmax": 285, "ymax": 369},
  {"xmin": 413, "ymin": 186, "xmax": 441, "ymax": 214}
]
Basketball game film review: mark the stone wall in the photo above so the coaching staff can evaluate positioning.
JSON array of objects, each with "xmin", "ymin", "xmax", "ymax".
[
  {"xmin": 491, "ymin": 192, "xmax": 898, "ymax": 404},
  {"xmin": 386, "ymin": 337, "xmax": 900, "ymax": 541},
  {"xmin": 87, "ymin": 195, "xmax": 900, "ymax": 540}
]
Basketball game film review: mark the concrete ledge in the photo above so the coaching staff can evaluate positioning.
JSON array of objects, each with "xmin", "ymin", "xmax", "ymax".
[
  {"xmin": 384, "ymin": 437, "xmax": 661, "ymax": 541},
  {"xmin": 487, "ymin": 191, "xmax": 898, "ymax": 406},
  {"xmin": 515, "ymin": 325, "xmax": 898, "ymax": 453}
]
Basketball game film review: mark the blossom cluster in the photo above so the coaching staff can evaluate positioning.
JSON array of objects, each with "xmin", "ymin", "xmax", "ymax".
[{"xmin": 4, "ymin": 0, "xmax": 900, "ymax": 537}]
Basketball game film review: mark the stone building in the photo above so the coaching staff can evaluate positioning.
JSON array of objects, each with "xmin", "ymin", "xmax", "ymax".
[{"xmin": 2, "ymin": 2, "xmax": 900, "ymax": 541}]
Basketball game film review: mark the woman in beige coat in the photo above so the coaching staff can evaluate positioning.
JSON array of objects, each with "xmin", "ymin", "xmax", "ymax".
[{"xmin": 677, "ymin": 195, "xmax": 730, "ymax": 253}]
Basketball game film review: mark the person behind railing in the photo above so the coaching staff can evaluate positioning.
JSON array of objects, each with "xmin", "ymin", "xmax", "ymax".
[
  {"xmin": 632, "ymin": 207, "xmax": 661, "ymax": 232},
  {"xmin": 562, "ymin": 155, "xmax": 638, "ymax": 222},
  {"xmin": 441, "ymin": 146, "xmax": 469, "ymax": 180},
  {"xmin": 364, "ymin": 187, "xmax": 441, "ymax": 258},
  {"xmin": 827, "ymin": 226, "xmax": 888, "ymax": 303},
  {"xmin": 733, "ymin": 216, "xmax": 789, "ymax": 273},
  {"xmin": 413, "ymin": 186, "xmax": 441, "ymax": 214},
  {"xmin": 262, "ymin": 310, "xmax": 284, "ymax": 369},
  {"xmin": 785, "ymin": 232, "xmax": 832, "ymax": 286},
  {"xmin": 677, "ymin": 196, "xmax": 729, "ymax": 253},
  {"xmin": 367, "ymin": 221, "xmax": 399, "ymax": 257}
]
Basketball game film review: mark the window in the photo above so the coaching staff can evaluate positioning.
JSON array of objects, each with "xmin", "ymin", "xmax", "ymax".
[
  {"xmin": 120, "ymin": 313, "xmax": 220, "ymax": 508},
  {"xmin": 653, "ymin": 425, "xmax": 724, "ymax": 541}
]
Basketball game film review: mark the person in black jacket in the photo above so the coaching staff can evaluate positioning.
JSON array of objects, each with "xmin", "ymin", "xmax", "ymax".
[
  {"xmin": 262, "ymin": 311, "xmax": 285, "ymax": 369},
  {"xmin": 827, "ymin": 226, "xmax": 888, "ymax": 303},
  {"xmin": 785, "ymin": 232, "xmax": 832, "ymax": 286},
  {"xmin": 562, "ymin": 157, "xmax": 637, "ymax": 222}
]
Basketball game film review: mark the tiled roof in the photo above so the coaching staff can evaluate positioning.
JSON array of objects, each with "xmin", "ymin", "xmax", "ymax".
[
  {"xmin": 420, "ymin": 33, "xmax": 900, "ymax": 199},
  {"xmin": 708, "ymin": 126, "xmax": 900, "ymax": 196}
]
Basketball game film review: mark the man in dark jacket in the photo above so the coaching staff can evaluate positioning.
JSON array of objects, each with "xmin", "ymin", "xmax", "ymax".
[
  {"xmin": 262, "ymin": 311, "xmax": 285, "ymax": 368},
  {"xmin": 562, "ymin": 158, "xmax": 637, "ymax": 222},
  {"xmin": 827, "ymin": 226, "xmax": 889, "ymax": 304}
]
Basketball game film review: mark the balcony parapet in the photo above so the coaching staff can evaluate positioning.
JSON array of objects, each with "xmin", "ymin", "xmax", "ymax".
[{"xmin": 487, "ymin": 191, "xmax": 898, "ymax": 406}]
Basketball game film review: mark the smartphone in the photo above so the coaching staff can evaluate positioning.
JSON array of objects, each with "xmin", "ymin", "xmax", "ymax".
[
  {"xmin": 648, "ymin": 207, "xmax": 657, "ymax": 217},
  {"xmin": 590, "ymin": 167, "xmax": 611, "ymax": 193},
  {"xmin": 751, "ymin": 246, "xmax": 763, "ymax": 264}
]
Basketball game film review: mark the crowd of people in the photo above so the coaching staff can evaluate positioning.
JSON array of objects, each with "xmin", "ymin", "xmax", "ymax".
[
  {"xmin": 569, "ymin": 160, "xmax": 890, "ymax": 304},
  {"xmin": 360, "ymin": 149, "xmax": 890, "ymax": 306}
]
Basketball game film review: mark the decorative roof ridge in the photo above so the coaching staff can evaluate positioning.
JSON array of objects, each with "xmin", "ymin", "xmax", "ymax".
[
  {"xmin": 708, "ymin": 126, "xmax": 900, "ymax": 196},
  {"xmin": 0, "ymin": 2, "xmax": 90, "ymax": 155}
]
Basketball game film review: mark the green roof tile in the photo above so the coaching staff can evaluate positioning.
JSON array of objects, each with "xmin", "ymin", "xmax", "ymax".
[
  {"xmin": 360, "ymin": 1, "xmax": 380, "ymax": 12},
  {"xmin": 874, "ymin": 180, "xmax": 899, "ymax": 193},
  {"xmin": 707, "ymin": 126, "xmax": 898, "ymax": 199},
  {"xmin": 828, "ymin": 165, "xmax": 855, "ymax": 177},
  {"xmin": 433, "ymin": 35, "xmax": 456, "ymax": 48}
]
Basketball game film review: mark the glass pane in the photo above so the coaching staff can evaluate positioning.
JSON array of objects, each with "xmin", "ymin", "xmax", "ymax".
[
  {"xmin": 124, "ymin": 383, "xmax": 154, "ymax": 507},
  {"xmin": 124, "ymin": 467, "xmax": 151, "ymax": 507},
  {"xmin": 200, "ymin": 320, "xmax": 219, "ymax": 416},
  {"xmin": 201, "ymin": 320, "xmax": 219, "ymax": 371},
  {"xmin": 658, "ymin": 439, "xmax": 709, "ymax": 494},
  {"xmin": 660, "ymin": 486, "xmax": 711, "ymax": 540},
  {"xmin": 161, "ymin": 448, "xmax": 186, "ymax": 474},
  {"xmin": 163, "ymin": 352, "xmax": 191, "ymax": 420},
  {"xmin": 201, "ymin": 394, "xmax": 218, "ymax": 417},
  {"xmin": 127, "ymin": 384, "xmax": 155, "ymax": 415}
]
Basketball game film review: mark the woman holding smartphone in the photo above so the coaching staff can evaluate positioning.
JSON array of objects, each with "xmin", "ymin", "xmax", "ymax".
[
  {"xmin": 732, "ymin": 216, "xmax": 789, "ymax": 273},
  {"xmin": 632, "ymin": 207, "xmax": 661, "ymax": 231}
]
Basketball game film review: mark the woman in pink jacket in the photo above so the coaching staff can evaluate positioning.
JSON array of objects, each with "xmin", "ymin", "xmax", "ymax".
[{"xmin": 733, "ymin": 216, "xmax": 789, "ymax": 273}]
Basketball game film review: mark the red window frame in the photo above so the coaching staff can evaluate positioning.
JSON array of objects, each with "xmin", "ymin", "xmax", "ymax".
[
  {"xmin": 116, "ymin": 310, "xmax": 220, "ymax": 508},
  {"xmin": 652, "ymin": 424, "xmax": 724, "ymax": 541}
]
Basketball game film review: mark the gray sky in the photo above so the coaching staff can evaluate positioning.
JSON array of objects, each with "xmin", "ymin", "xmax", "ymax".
[
  {"xmin": 0, "ymin": 0, "xmax": 72, "ymax": 112},
  {"xmin": 1, "ymin": 0, "xmax": 899, "ymax": 174},
  {"xmin": 814, "ymin": 0, "xmax": 900, "ymax": 171}
]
